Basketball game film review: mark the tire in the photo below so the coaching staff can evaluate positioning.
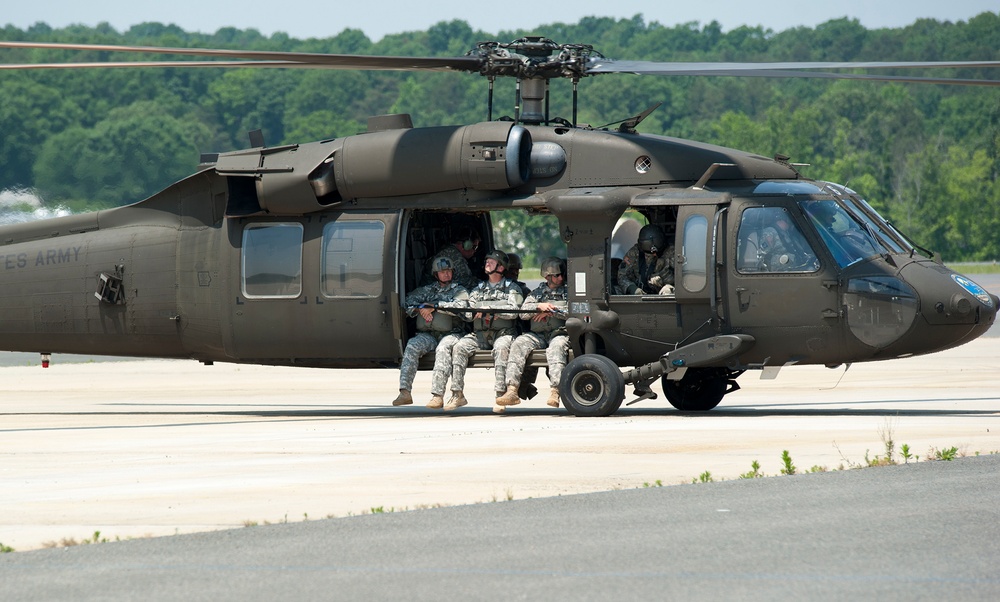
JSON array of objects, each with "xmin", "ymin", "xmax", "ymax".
[
  {"xmin": 661, "ymin": 367, "xmax": 730, "ymax": 412},
  {"xmin": 560, "ymin": 354, "xmax": 626, "ymax": 417}
]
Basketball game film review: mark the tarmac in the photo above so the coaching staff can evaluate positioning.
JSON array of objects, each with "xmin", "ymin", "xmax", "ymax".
[{"xmin": 2, "ymin": 329, "xmax": 999, "ymax": 552}]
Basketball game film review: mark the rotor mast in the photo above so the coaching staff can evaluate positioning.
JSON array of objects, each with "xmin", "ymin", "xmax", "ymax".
[{"xmin": 471, "ymin": 38, "xmax": 596, "ymax": 126}]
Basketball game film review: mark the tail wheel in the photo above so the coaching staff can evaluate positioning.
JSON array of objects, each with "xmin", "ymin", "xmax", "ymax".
[
  {"xmin": 661, "ymin": 367, "xmax": 738, "ymax": 412},
  {"xmin": 560, "ymin": 354, "xmax": 625, "ymax": 417}
]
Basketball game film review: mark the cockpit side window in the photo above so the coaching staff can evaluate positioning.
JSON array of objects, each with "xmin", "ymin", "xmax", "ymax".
[{"xmin": 736, "ymin": 207, "xmax": 820, "ymax": 274}]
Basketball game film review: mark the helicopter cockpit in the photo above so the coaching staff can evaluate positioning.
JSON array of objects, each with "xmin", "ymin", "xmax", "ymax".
[{"xmin": 736, "ymin": 206, "xmax": 820, "ymax": 274}]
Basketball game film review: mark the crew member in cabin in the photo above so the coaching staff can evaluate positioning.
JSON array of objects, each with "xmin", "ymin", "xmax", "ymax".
[
  {"xmin": 446, "ymin": 250, "xmax": 523, "ymax": 410},
  {"xmin": 423, "ymin": 226, "xmax": 482, "ymax": 291},
  {"xmin": 392, "ymin": 256, "xmax": 470, "ymax": 409},
  {"xmin": 495, "ymin": 256, "xmax": 570, "ymax": 413},
  {"xmin": 617, "ymin": 224, "xmax": 675, "ymax": 295}
]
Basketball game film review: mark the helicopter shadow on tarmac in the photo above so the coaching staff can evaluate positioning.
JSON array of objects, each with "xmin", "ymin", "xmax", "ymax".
[{"xmin": 7, "ymin": 400, "xmax": 998, "ymax": 424}]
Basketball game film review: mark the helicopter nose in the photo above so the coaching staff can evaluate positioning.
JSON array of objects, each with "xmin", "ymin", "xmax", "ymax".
[{"xmin": 889, "ymin": 264, "xmax": 997, "ymax": 355}]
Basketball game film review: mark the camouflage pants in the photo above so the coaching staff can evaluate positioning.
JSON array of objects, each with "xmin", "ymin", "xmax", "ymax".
[
  {"xmin": 452, "ymin": 332, "xmax": 513, "ymax": 394},
  {"xmin": 505, "ymin": 332, "xmax": 570, "ymax": 388},
  {"xmin": 430, "ymin": 334, "xmax": 462, "ymax": 396},
  {"xmin": 398, "ymin": 332, "xmax": 462, "ymax": 395}
]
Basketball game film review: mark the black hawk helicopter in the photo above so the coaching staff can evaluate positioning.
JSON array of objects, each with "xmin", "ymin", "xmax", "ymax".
[{"xmin": 0, "ymin": 37, "xmax": 998, "ymax": 416}]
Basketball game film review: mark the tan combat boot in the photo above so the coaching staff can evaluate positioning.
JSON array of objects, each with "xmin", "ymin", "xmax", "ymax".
[
  {"xmin": 496, "ymin": 384, "xmax": 521, "ymax": 406},
  {"xmin": 392, "ymin": 389, "xmax": 413, "ymax": 406},
  {"xmin": 546, "ymin": 387, "xmax": 560, "ymax": 408},
  {"xmin": 426, "ymin": 394, "xmax": 445, "ymax": 409},
  {"xmin": 444, "ymin": 391, "xmax": 468, "ymax": 411}
]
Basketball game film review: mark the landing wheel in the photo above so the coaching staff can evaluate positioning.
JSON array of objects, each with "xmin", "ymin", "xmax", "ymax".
[
  {"xmin": 560, "ymin": 354, "xmax": 625, "ymax": 417},
  {"xmin": 661, "ymin": 367, "xmax": 736, "ymax": 412}
]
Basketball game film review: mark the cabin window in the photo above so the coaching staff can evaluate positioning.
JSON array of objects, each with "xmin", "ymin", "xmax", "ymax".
[
  {"xmin": 681, "ymin": 214, "xmax": 708, "ymax": 292},
  {"xmin": 241, "ymin": 223, "xmax": 303, "ymax": 298},
  {"xmin": 736, "ymin": 207, "xmax": 819, "ymax": 274},
  {"xmin": 321, "ymin": 220, "xmax": 385, "ymax": 298}
]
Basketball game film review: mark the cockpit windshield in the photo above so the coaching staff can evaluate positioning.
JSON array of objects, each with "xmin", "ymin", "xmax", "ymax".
[
  {"xmin": 799, "ymin": 200, "xmax": 882, "ymax": 268},
  {"xmin": 842, "ymin": 197, "xmax": 910, "ymax": 254},
  {"xmin": 818, "ymin": 182, "xmax": 914, "ymax": 255}
]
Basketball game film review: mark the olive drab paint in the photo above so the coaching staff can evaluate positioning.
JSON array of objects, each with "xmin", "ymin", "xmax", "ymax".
[{"xmin": 0, "ymin": 38, "xmax": 996, "ymax": 416}]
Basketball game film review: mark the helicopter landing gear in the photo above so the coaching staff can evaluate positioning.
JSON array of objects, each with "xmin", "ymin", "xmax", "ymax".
[
  {"xmin": 560, "ymin": 354, "xmax": 625, "ymax": 417},
  {"xmin": 661, "ymin": 367, "xmax": 740, "ymax": 412}
]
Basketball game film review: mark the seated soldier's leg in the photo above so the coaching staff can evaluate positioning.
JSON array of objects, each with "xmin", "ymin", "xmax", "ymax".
[
  {"xmin": 544, "ymin": 334, "xmax": 571, "ymax": 408},
  {"xmin": 430, "ymin": 334, "xmax": 460, "ymax": 397},
  {"xmin": 394, "ymin": 333, "xmax": 437, "ymax": 405},
  {"xmin": 497, "ymin": 333, "xmax": 543, "ymax": 405},
  {"xmin": 449, "ymin": 334, "xmax": 479, "ymax": 401},
  {"xmin": 491, "ymin": 334, "xmax": 514, "ymax": 398}
]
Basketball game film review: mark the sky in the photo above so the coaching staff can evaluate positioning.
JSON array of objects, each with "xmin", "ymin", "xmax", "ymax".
[{"xmin": 2, "ymin": 0, "xmax": 998, "ymax": 42}]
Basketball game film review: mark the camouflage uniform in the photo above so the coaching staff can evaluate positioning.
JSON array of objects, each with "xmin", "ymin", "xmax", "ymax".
[
  {"xmin": 399, "ymin": 281, "xmax": 469, "ymax": 395},
  {"xmin": 505, "ymin": 281, "xmax": 570, "ymax": 390},
  {"xmin": 451, "ymin": 277, "xmax": 524, "ymax": 395},
  {"xmin": 617, "ymin": 243, "xmax": 675, "ymax": 294},
  {"xmin": 423, "ymin": 245, "xmax": 480, "ymax": 291}
]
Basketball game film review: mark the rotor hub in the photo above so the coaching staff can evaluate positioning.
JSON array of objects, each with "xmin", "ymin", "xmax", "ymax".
[{"xmin": 470, "ymin": 37, "xmax": 599, "ymax": 80}]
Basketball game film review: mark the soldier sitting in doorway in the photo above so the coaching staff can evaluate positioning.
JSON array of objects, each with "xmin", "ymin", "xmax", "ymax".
[
  {"xmin": 422, "ymin": 225, "xmax": 482, "ymax": 291},
  {"xmin": 447, "ymin": 250, "xmax": 524, "ymax": 410},
  {"xmin": 495, "ymin": 257, "xmax": 570, "ymax": 413},
  {"xmin": 392, "ymin": 257, "xmax": 470, "ymax": 409}
]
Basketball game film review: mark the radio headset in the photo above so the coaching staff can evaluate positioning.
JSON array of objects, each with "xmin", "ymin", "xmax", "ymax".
[{"xmin": 456, "ymin": 226, "xmax": 477, "ymax": 251}]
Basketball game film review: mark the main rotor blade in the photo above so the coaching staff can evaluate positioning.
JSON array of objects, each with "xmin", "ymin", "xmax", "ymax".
[
  {"xmin": 588, "ymin": 58, "xmax": 1000, "ymax": 86},
  {"xmin": 588, "ymin": 59, "xmax": 1000, "ymax": 73},
  {"xmin": 667, "ymin": 69, "xmax": 1000, "ymax": 87},
  {"xmin": 0, "ymin": 60, "xmax": 313, "ymax": 70},
  {"xmin": 4, "ymin": 40, "xmax": 998, "ymax": 85},
  {"xmin": 0, "ymin": 41, "xmax": 482, "ymax": 72}
]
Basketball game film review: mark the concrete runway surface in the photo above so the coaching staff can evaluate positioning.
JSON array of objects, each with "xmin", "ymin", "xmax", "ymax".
[{"xmin": 2, "ymin": 332, "xmax": 999, "ymax": 552}]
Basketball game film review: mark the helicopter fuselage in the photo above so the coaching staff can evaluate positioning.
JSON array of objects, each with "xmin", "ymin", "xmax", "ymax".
[{"xmin": 1, "ymin": 119, "xmax": 995, "ymax": 413}]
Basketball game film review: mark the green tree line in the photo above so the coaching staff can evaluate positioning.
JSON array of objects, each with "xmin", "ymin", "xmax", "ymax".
[{"xmin": 1, "ymin": 13, "xmax": 999, "ymax": 261}]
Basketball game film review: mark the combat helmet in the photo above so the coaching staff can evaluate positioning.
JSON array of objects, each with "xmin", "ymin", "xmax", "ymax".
[
  {"xmin": 637, "ymin": 224, "xmax": 667, "ymax": 255},
  {"xmin": 540, "ymin": 256, "xmax": 566, "ymax": 278},
  {"xmin": 485, "ymin": 249, "xmax": 509, "ymax": 271},
  {"xmin": 430, "ymin": 256, "xmax": 454, "ymax": 274}
]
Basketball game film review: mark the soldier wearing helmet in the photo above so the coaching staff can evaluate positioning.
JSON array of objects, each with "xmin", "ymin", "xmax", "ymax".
[
  {"xmin": 447, "ymin": 249, "xmax": 524, "ymax": 410},
  {"xmin": 423, "ymin": 225, "xmax": 482, "ymax": 291},
  {"xmin": 506, "ymin": 252, "xmax": 531, "ymax": 298},
  {"xmin": 617, "ymin": 223, "xmax": 675, "ymax": 295},
  {"xmin": 496, "ymin": 256, "xmax": 569, "ymax": 412},
  {"xmin": 392, "ymin": 255, "xmax": 471, "ymax": 408}
]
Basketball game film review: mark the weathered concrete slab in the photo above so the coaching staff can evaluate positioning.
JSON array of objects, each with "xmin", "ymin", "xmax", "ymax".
[{"xmin": 2, "ymin": 336, "xmax": 999, "ymax": 551}]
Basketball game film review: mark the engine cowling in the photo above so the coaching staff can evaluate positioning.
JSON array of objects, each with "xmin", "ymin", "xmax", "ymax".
[
  {"xmin": 333, "ymin": 121, "xmax": 531, "ymax": 199},
  {"xmin": 215, "ymin": 121, "xmax": 532, "ymax": 216}
]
